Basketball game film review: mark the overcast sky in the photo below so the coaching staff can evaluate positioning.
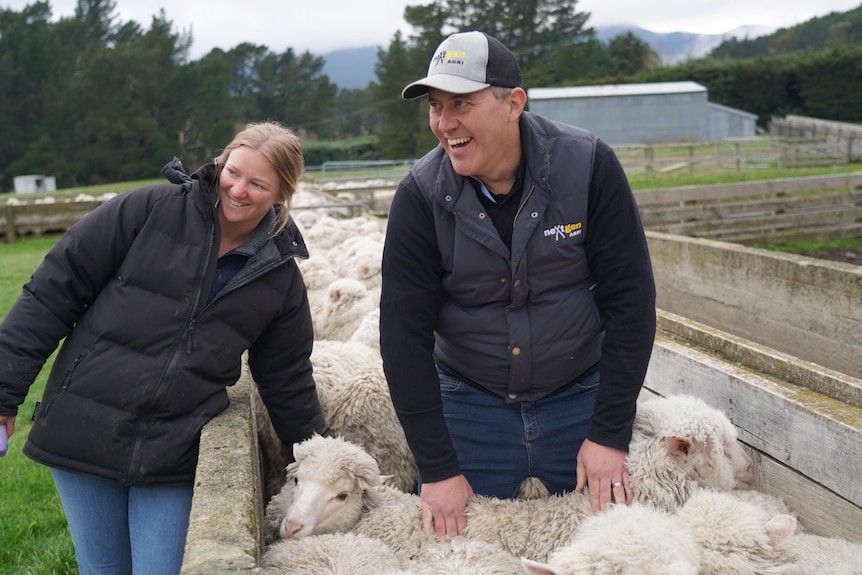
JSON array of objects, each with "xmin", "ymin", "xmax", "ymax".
[{"xmin": 3, "ymin": 0, "xmax": 860, "ymax": 59}]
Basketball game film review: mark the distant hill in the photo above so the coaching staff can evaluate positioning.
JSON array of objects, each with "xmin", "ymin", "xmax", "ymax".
[
  {"xmin": 322, "ymin": 46, "xmax": 381, "ymax": 90},
  {"xmin": 594, "ymin": 25, "xmax": 775, "ymax": 64},
  {"xmin": 708, "ymin": 4, "xmax": 862, "ymax": 59},
  {"xmin": 320, "ymin": 25, "xmax": 776, "ymax": 90}
]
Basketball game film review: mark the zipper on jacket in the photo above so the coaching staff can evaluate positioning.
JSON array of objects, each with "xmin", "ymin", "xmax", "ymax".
[
  {"xmin": 40, "ymin": 353, "xmax": 85, "ymax": 419},
  {"xmin": 513, "ymin": 184, "xmax": 536, "ymax": 226},
  {"xmin": 186, "ymin": 320, "xmax": 195, "ymax": 354},
  {"xmin": 124, "ymin": 209, "xmax": 217, "ymax": 485}
]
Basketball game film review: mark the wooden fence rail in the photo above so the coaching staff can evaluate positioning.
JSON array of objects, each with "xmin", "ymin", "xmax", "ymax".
[{"xmin": 4, "ymin": 171, "xmax": 862, "ymax": 244}]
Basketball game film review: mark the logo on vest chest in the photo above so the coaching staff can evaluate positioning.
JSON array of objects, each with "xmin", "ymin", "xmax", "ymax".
[{"xmin": 543, "ymin": 222, "xmax": 582, "ymax": 240}]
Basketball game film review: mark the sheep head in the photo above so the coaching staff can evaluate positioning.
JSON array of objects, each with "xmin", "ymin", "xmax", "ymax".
[
  {"xmin": 279, "ymin": 434, "xmax": 384, "ymax": 539},
  {"xmin": 678, "ymin": 490, "xmax": 799, "ymax": 574},
  {"xmin": 628, "ymin": 395, "xmax": 755, "ymax": 511}
]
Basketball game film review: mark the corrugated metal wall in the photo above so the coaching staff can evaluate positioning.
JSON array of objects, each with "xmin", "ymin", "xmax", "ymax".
[{"xmin": 527, "ymin": 85, "xmax": 756, "ymax": 145}]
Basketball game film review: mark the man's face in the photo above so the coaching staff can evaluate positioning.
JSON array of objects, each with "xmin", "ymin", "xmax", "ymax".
[{"xmin": 427, "ymin": 87, "xmax": 522, "ymax": 181}]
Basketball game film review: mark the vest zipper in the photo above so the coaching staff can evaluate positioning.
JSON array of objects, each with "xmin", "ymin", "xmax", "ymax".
[{"xmin": 513, "ymin": 184, "xmax": 536, "ymax": 226}]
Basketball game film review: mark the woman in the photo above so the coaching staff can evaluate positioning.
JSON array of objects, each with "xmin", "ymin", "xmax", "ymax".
[{"xmin": 0, "ymin": 121, "xmax": 329, "ymax": 575}]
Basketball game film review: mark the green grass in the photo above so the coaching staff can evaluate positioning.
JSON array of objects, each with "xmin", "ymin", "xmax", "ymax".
[
  {"xmin": 757, "ymin": 236, "xmax": 862, "ymax": 256},
  {"xmin": 0, "ymin": 236, "xmax": 77, "ymax": 575},
  {"xmin": 627, "ymin": 162, "xmax": 862, "ymax": 190}
]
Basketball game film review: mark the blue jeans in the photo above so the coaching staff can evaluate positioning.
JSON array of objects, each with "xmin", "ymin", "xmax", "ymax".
[
  {"xmin": 438, "ymin": 367, "xmax": 599, "ymax": 498},
  {"xmin": 51, "ymin": 468, "xmax": 193, "ymax": 575}
]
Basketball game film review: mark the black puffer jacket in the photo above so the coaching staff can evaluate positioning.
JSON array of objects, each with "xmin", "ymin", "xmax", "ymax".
[{"xmin": 0, "ymin": 160, "xmax": 328, "ymax": 486}]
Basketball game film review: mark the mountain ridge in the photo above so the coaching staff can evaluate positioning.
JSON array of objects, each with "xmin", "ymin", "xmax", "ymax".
[{"xmin": 321, "ymin": 25, "xmax": 776, "ymax": 89}]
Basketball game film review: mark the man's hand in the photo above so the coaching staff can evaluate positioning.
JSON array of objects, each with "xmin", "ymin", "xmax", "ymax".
[
  {"xmin": 575, "ymin": 438, "xmax": 632, "ymax": 513},
  {"xmin": 420, "ymin": 474, "xmax": 474, "ymax": 536}
]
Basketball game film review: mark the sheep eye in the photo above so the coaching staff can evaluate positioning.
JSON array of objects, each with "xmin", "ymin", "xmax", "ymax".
[
  {"xmin": 293, "ymin": 477, "xmax": 299, "ymax": 485},
  {"xmin": 336, "ymin": 492, "xmax": 349, "ymax": 501}
]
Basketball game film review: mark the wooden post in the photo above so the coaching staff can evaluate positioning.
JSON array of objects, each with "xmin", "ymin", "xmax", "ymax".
[
  {"xmin": 735, "ymin": 142, "xmax": 741, "ymax": 173},
  {"xmin": 644, "ymin": 146, "xmax": 653, "ymax": 180},
  {"xmin": 688, "ymin": 146, "xmax": 695, "ymax": 177},
  {"xmin": 777, "ymin": 138, "xmax": 785, "ymax": 170},
  {"xmin": 3, "ymin": 204, "xmax": 17, "ymax": 243}
]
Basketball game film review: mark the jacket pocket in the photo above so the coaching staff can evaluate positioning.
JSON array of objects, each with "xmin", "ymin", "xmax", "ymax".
[{"xmin": 40, "ymin": 352, "xmax": 87, "ymax": 419}]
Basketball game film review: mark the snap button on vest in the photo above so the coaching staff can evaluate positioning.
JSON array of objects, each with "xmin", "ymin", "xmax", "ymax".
[
  {"xmin": 512, "ymin": 347, "xmax": 521, "ymax": 356},
  {"xmin": 508, "ymin": 393, "xmax": 517, "ymax": 399}
]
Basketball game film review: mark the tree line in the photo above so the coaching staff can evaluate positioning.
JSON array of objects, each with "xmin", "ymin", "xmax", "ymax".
[{"xmin": 1, "ymin": 0, "xmax": 859, "ymax": 191}]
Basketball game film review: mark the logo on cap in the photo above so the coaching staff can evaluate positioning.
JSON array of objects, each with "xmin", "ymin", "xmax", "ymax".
[{"xmin": 433, "ymin": 50, "xmax": 467, "ymax": 67}]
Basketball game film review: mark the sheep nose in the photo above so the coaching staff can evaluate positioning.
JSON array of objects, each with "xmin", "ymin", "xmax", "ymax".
[{"xmin": 282, "ymin": 520, "xmax": 304, "ymax": 539}]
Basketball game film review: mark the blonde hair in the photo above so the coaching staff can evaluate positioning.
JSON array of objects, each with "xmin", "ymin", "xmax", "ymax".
[{"xmin": 214, "ymin": 121, "xmax": 304, "ymax": 237}]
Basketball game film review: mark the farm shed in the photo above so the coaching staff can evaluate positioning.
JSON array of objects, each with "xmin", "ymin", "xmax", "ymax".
[
  {"xmin": 13, "ymin": 174, "xmax": 56, "ymax": 194},
  {"xmin": 527, "ymin": 81, "xmax": 757, "ymax": 145}
]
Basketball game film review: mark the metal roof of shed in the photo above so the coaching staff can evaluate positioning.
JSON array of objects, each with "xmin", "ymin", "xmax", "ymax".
[{"xmin": 528, "ymin": 81, "xmax": 707, "ymax": 100}]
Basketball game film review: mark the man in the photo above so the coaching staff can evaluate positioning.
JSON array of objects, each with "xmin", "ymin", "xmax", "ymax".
[{"xmin": 379, "ymin": 31, "xmax": 656, "ymax": 537}]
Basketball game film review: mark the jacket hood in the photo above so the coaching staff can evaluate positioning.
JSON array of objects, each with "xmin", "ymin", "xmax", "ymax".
[{"xmin": 161, "ymin": 156, "xmax": 193, "ymax": 184}]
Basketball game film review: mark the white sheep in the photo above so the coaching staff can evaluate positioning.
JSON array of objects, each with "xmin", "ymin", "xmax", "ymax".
[
  {"xmin": 255, "ymin": 339, "xmax": 391, "ymax": 505},
  {"xmin": 307, "ymin": 339, "xmax": 416, "ymax": 493},
  {"xmin": 298, "ymin": 256, "xmax": 338, "ymax": 292},
  {"xmin": 520, "ymin": 502, "xmax": 702, "ymax": 575},
  {"xmin": 626, "ymin": 394, "xmax": 755, "ymax": 512},
  {"xmin": 303, "ymin": 214, "xmax": 383, "ymax": 252},
  {"xmin": 264, "ymin": 434, "xmax": 590, "ymax": 562},
  {"xmin": 676, "ymin": 489, "xmax": 800, "ymax": 574},
  {"xmin": 778, "ymin": 532, "xmax": 862, "ymax": 575},
  {"xmin": 315, "ymin": 277, "xmax": 376, "ymax": 341},
  {"xmin": 326, "ymin": 234, "xmax": 383, "ymax": 275},
  {"xmin": 348, "ymin": 307, "xmax": 380, "ymax": 350},
  {"xmin": 266, "ymin": 395, "xmax": 757, "ymax": 562},
  {"xmin": 520, "ymin": 489, "xmax": 801, "ymax": 575},
  {"xmin": 310, "ymin": 339, "xmax": 381, "ymax": 403},
  {"xmin": 260, "ymin": 532, "xmax": 405, "ymax": 575},
  {"xmin": 325, "ymin": 363, "xmax": 417, "ymax": 493},
  {"xmin": 408, "ymin": 538, "xmax": 524, "ymax": 575},
  {"xmin": 264, "ymin": 434, "xmax": 386, "ymax": 542},
  {"xmin": 301, "ymin": 215, "xmax": 356, "ymax": 251}
]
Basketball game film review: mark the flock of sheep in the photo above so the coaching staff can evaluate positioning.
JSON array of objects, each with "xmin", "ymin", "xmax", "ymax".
[{"xmin": 250, "ymin": 195, "xmax": 861, "ymax": 574}]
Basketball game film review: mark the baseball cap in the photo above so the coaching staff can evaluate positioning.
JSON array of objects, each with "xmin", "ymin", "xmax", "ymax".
[{"xmin": 401, "ymin": 31, "xmax": 522, "ymax": 100}]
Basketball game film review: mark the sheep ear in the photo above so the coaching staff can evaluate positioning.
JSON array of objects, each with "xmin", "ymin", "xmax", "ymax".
[
  {"xmin": 520, "ymin": 557, "xmax": 561, "ymax": 575},
  {"xmin": 358, "ymin": 473, "xmax": 386, "ymax": 491},
  {"xmin": 765, "ymin": 515, "xmax": 797, "ymax": 547},
  {"xmin": 666, "ymin": 435, "xmax": 695, "ymax": 457},
  {"xmin": 291, "ymin": 440, "xmax": 305, "ymax": 460},
  {"xmin": 379, "ymin": 474, "xmax": 394, "ymax": 485}
]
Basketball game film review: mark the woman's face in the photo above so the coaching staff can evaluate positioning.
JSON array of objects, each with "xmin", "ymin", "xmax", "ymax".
[{"xmin": 217, "ymin": 146, "xmax": 283, "ymax": 232}]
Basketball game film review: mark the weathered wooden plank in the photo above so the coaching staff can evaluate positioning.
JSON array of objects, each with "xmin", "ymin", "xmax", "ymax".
[
  {"xmin": 634, "ymin": 171, "xmax": 862, "ymax": 206},
  {"xmin": 747, "ymin": 448, "xmax": 862, "ymax": 542},
  {"xmin": 648, "ymin": 231, "xmax": 862, "ymax": 380},
  {"xmin": 656, "ymin": 310, "xmax": 862, "ymax": 409}
]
